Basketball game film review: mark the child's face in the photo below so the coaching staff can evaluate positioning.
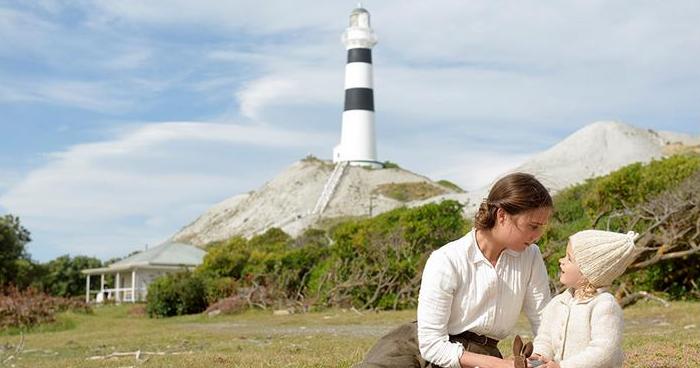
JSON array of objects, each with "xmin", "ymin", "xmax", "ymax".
[{"xmin": 559, "ymin": 242, "xmax": 585, "ymax": 288}]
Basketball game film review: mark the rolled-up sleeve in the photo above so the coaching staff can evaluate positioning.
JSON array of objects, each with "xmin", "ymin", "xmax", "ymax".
[{"xmin": 417, "ymin": 251, "xmax": 464, "ymax": 368}]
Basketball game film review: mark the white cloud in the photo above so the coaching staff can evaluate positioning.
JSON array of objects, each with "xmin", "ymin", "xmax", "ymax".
[
  {"xmin": 236, "ymin": 70, "xmax": 341, "ymax": 120},
  {"xmin": 1, "ymin": 121, "xmax": 333, "ymax": 260},
  {"xmin": 0, "ymin": 79, "xmax": 133, "ymax": 112},
  {"xmin": 88, "ymin": 1, "xmax": 342, "ymax": 33}
]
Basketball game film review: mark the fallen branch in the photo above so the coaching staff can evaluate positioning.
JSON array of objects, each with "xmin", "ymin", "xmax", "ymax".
[
  {"xmin": 619, "ymin": 291, "xmax": 670, "ymax": 308},
  {"xmin": 1, "ymin": 332, "xmax": 25, "ymax": 366},
  {"xmin": 86, "ymin": 350, "xmax": 193, "ymax": 360}
]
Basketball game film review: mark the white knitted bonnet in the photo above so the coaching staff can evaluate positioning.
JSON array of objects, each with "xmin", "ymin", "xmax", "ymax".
[{"xmin": 570, "ymin": 230, "xmax": 640, "ymax": 287}]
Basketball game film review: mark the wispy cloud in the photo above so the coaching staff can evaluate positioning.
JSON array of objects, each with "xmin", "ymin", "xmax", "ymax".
[
  {"xmin": 0, "ymin": 79, "xmax": 134, "ymax": 112},
  {"xmin": 1, "ymin": 121, "xmax": 333, "ymax": 260}
]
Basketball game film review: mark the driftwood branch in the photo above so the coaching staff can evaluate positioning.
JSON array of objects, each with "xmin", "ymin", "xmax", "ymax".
[
  {"xmin": 619, "ymin": 291, "xmax": 670, "ymax": 308},
  {"xmin": 86, "ymin": 350, "xmax": 193, "ymax": 361}
]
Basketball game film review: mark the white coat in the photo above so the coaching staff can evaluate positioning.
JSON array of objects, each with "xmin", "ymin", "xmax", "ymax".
[{"xmin": 532, "ymin": 288, "xmax": 624, "ymax": 368}]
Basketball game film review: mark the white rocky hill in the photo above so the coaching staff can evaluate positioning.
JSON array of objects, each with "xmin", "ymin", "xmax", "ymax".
[
  {"xmin": 171, "ymin": 121, "xmax": 699, "ymax": 246},
  {"xmin": 170, "ymin": 158, "xmax": 458, "ymax": 246},
  {"xmin": 415, "ymin": 121, "xmax": 700, "ymax": 215}
]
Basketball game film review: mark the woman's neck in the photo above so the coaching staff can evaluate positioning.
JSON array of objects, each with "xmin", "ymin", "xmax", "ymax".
[{"xmin": 475, "ymin": 229, "xmax": 505, "ymax": 266}]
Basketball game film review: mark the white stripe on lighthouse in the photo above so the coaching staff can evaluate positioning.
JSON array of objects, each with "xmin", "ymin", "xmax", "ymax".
[
  {"xmin": 340, "ymin": 110, "xmax": 377, "ymax": 161},
  {"xmin": 344, "ymin": 62, "xmax": 373, "ymax": 89}
]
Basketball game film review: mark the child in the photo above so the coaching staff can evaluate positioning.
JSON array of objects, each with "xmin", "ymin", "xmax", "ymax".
[{"xmin": 530, "ymin": 230, "xmax": 639, "ymax": 368}]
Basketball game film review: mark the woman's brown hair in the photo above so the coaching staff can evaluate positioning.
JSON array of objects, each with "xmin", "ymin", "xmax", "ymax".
[{"xmin": 474, "ymin": 172, "xmax": 552, "ymax": 230}]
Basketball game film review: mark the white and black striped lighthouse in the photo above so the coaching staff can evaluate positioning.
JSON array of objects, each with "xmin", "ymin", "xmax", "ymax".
[{"xmin": 333, "ymin": 7, "xmax": 382, "ymax": 168}]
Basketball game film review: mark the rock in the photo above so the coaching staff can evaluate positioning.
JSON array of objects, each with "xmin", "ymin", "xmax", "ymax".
[{"xmin": 273, "ymin": 309, "xmax": 291, "ymax": 316}]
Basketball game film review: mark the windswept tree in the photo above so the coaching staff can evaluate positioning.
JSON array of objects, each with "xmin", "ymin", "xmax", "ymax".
[{"xmin": 0, "ymin": 214, "xmax": 31, "ymax": 287}]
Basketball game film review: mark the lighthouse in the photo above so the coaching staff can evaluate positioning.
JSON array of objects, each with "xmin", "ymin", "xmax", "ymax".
[{"xmin": 333, "ymin": 7, "xmax": 381, "ymax": 168}]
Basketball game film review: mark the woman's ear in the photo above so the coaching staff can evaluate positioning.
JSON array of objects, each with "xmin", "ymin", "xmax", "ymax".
[{"xmin": 496, "ymin": 207, "xmax": 506, "ymax": 225}]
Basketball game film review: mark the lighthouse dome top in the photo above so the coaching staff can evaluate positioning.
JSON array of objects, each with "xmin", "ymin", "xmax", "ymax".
[
  {"xmin": 349, "ymin": 7, "xmax": 371, "ymax": 28},
  {"xmin": 351, "ymin": 7, "xmax": 369, "ymax": 14}
]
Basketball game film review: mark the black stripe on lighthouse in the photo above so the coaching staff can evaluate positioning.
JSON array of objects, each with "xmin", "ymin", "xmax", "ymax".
[
  {"xmin": 347, "ymin": 48, "xmax": 372, "ymax": 63},
  {"xmin": 344, "ymin": 88, "xmax": 374, "ymax": 111}
]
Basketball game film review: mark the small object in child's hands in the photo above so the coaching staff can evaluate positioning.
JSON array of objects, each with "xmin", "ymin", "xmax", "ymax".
[
  {"xmin": 513, "ymin": 335, "xmax": 534, "ymax": 368},
  {"xmin": 527, "ymin": 358, "xmax": 544, "ymax": 367}
]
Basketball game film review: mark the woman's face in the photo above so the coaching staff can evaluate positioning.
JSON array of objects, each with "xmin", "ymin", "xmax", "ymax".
[
  {"xmin": 494, "ymin": 207, "xmax": 551, "ymax": 252},
  {"xmin": 559, "ymin": 242, "xmax": 585, "ymax": 288}
]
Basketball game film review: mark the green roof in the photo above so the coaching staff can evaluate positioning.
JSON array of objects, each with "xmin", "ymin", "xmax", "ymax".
[{"xmin": 110, "ymin": 242, "xmax": 205, "ymax": 268}]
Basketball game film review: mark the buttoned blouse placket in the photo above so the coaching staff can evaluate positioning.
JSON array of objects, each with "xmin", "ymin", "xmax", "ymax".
[{"xmin": 485, "ymin": 253, "xmax": 506, "ymax": 334}]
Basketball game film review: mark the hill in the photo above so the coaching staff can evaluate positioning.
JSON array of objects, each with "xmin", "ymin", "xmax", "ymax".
[
  {"xmin": 170, "ymin": 157, "xmax": 457, "ymax": 246},
  {"xmin": 171, "ymin": 121, "xmax": 699, "ymax": 246}
]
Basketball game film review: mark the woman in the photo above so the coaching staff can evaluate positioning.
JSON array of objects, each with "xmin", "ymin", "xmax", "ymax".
[{"xmin": 355, "ymin": 172, "xmax": 553, "ymax": 368}]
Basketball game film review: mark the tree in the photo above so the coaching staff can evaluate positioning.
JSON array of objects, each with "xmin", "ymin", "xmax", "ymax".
[
  {"xmin": 0, "ymin": 215, "xmax": 31, "ymax": 287},
  {"xmin": 42, "ymin": 255, "xmax": 102, "ymax": 297}
]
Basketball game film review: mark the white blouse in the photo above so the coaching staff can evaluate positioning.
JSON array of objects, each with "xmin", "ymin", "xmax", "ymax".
[{"xmin": 417, "ymin": 229, "xmax": 551, "ymax": 368}]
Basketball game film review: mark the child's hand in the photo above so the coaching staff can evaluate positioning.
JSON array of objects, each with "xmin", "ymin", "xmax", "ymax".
[
  {"xmin": 542, "ymin": 361, "xmax": 560, "ymax": 368},
  {"xmin": 526, "ymin": 354, "xmax": 550, "ymax": 368}
]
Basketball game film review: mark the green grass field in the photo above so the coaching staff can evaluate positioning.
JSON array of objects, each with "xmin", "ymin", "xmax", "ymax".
[{"xmin": 1, "ymin": 301, "xmax": 698, "ymax": 367}]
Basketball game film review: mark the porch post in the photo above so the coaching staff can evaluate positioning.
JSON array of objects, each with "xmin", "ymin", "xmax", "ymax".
[
  {"xmin": 100, "ymin": 274, "xmax": 105, "ymax": 294},
  {"xmin": 115, "ymin": 272, "xmax": 121, "ymax": 303},
  {"xmin": 85, "ymin": 275, "xmax": 90, "ymax": 303},
  {"xmin": 131, "ymin": 270, "xmax": 136, "ymax": 303}
]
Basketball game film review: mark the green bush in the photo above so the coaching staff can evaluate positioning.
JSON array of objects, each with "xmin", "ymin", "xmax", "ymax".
[
  {"xmin": 317, "ymin": 200, "xmax": 469, "ymax": 309},
  {"xmin": 146, "ymin": 271, "xmax": 208, "ymax": 318},
  {"xmin": 198, "ymin": 236, "xmax": 249, "ymax": 279},
  {"xmin": 204, "ymin": 277, "xmax": 238, "ymax": 305},
  {"xmin": 539, "ymin": 154, "xmax": 700, "ymax": 299}
]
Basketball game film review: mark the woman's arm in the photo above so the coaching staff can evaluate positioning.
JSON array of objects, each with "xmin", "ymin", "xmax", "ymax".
[
  {"xmin": 459, "ymin": 351, "xmax": 514, "ymax": 368},
  {"xmin": 417, "ymin": 251, "xmax": 465, "ymax": 368}
]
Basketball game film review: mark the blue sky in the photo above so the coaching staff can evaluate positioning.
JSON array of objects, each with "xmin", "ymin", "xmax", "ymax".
[{"xmin": 1, "ymin": 1, "xmax": 698, "ymax": 262}]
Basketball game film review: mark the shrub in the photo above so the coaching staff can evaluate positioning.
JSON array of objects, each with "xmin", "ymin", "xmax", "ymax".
[
  {"xmin": 539, "ymin": 154, "xmax": 700, "ymax": 298},
  {"xmin": 382, "ymin": 161, "xmax": 400, "ymax": 169},
  {"xmin": 0, "ymin": 287, "xmax": 91, "ymax": 330},
  {"xmin": 204, "ymin": 277, "xmax": 238, "ymax": 305},
  {"xmin": 146, "ymin": 272, "xmax": 208, "ymax": 318}
]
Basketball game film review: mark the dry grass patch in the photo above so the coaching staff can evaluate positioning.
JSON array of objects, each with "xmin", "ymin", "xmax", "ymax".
[
  {"xmin": 374, "ymin": 182, "xmax": 447, "ymax": 202},
  {"xmin": 0, "ymin": 301, "xmax": 697, "ymax": 367}
]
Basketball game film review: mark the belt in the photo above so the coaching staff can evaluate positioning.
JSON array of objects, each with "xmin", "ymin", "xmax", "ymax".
[{"xmin": 451, "ymin": 330, "xmax": 500, "ymax": 347}]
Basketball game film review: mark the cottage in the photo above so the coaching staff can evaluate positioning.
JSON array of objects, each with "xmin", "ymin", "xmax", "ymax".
[{"xmin": 81, "ymin": 242, "xmax": 205, "ymax": 303}]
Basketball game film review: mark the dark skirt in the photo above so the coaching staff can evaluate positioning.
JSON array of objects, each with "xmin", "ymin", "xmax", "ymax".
[{"xmin": 353, "ymin": 322, "xmax": 502, "ymax": 368}]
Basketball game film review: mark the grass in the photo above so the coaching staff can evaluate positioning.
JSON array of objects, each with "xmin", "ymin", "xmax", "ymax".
[
  {"xmin": 374, "ymin": 182, "xmax": 447, "ymax": 202},
  {"xmin": 0, "ymin": 301, "xmax": 698, "ymax": 367}
]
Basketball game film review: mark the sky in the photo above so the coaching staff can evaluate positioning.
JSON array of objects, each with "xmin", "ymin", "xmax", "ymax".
[{"xmin": 1, "ymin": 1, "xmax": 698, "ymax": 262}]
